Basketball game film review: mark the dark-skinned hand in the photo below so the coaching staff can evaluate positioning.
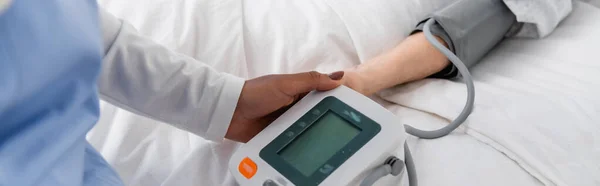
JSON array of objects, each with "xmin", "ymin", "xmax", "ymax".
[{"xmin": 226, "ymin": 71, "xmax": 344, "ymax": 143}]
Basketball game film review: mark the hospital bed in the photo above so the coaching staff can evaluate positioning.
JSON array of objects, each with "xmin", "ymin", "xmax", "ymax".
[{"xmin": 90, "ymin": 0, "xmax": 600, "ymax": 185}]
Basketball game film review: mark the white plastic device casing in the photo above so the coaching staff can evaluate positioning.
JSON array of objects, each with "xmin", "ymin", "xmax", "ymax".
[{"xmin": 228, "ymin": 86, "xmax": 406, "ymax": 186}]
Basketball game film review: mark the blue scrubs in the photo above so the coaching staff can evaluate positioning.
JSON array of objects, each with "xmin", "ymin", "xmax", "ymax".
[{"xmin": 0, "ymin": 0, "xmax": 123, "ymax": 185}]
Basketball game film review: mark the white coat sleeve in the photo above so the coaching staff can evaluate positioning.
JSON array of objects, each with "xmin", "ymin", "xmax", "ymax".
[{"xmin": 98, "ymin": 8, "xmax": 245, "ymax": 141}]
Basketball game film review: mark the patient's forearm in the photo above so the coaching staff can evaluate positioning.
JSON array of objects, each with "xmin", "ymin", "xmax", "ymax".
[
  {"xmin": 344, "ymin": 0, "xmax": 518, "ymax": 96},
  {"xmin": 349, "ymin": 33, "xmax": 449, "ymax": 95}
]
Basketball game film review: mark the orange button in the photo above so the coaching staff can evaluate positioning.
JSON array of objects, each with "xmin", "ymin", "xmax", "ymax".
[{"xmin": 238, "ymin": 157, "xmax": 258, "ymax": 179}]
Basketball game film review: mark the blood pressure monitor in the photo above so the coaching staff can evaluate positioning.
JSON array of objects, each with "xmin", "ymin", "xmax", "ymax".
[{"xmin": 228, "ymin": 86, "xmax": 407, "ymax": 186}]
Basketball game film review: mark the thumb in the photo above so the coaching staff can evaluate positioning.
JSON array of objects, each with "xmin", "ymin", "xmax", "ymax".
[{"xmin": 279, "ymin": 71, "xmax": 344, "ymax": 96}]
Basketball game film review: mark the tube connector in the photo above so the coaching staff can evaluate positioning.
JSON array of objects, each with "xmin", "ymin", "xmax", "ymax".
[{"xmin": 384, "ymin": 156, "xmax": 405, "ymax": 176}]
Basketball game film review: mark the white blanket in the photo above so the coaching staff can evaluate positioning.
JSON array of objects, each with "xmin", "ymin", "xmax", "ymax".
[{"xmin": 91, "ymin": 1, "xmax": 600, "ymax": 185}]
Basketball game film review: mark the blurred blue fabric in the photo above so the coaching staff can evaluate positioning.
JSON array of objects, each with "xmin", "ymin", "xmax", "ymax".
[{"xmin": 0, "ymin": 0, "xmax": 123, "ymax": 185}]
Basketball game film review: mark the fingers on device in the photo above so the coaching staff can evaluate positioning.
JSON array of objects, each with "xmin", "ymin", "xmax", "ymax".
[{"xmin": 228, "ymin": 86, "xmax": 407, "ymax": 186}]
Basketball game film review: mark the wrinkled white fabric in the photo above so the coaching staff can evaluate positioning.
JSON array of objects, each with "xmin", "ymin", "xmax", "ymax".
[{"xmin": 504, "ymin": 0, "xmax": 573, "ymax": 38}]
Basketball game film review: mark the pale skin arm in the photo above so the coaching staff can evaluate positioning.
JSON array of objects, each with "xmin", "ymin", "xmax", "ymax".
[{"xmin": 343, "ymin": 32, "xmax": 450, "ymax": 95}]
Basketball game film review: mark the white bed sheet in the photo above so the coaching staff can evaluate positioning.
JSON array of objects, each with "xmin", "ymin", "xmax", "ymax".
[{"xmin": 90, "ymin": 0, "xmax": 600, "ymax": 185}]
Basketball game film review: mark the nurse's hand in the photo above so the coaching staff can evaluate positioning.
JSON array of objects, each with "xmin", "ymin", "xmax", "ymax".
[{"xmin": 226, "ymin": 71, "xmax": 345, "ymax": 143}]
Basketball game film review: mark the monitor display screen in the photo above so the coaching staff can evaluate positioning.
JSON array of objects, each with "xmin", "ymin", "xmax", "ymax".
[{"xmin": 278, "ymin": 111, "xmax": 361, "ymax": 176}]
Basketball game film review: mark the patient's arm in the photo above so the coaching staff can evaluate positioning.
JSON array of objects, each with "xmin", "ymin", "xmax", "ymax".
[
  {"xmin": 344, "ymin": 33, "xmax": 450, "ymax": 95},
  {"xmin": 344, "ymin": 0, "xmax": 518, "ymax": 96}
]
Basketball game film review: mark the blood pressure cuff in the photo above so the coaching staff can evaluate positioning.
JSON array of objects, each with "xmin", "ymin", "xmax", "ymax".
[{"xmin": 411, "ymin": 0, "xmax": 518, "ymax": 79}]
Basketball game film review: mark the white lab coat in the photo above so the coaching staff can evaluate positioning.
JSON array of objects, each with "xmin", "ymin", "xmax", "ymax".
[{"xmin": 98, "ymin": 9, "xmax": 244, "ymax": 141}]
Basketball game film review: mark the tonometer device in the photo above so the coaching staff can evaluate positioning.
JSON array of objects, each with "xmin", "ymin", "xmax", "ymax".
[{"xmin": 228, "ymin": 86, "xmax": 407, "ymax": 186}]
